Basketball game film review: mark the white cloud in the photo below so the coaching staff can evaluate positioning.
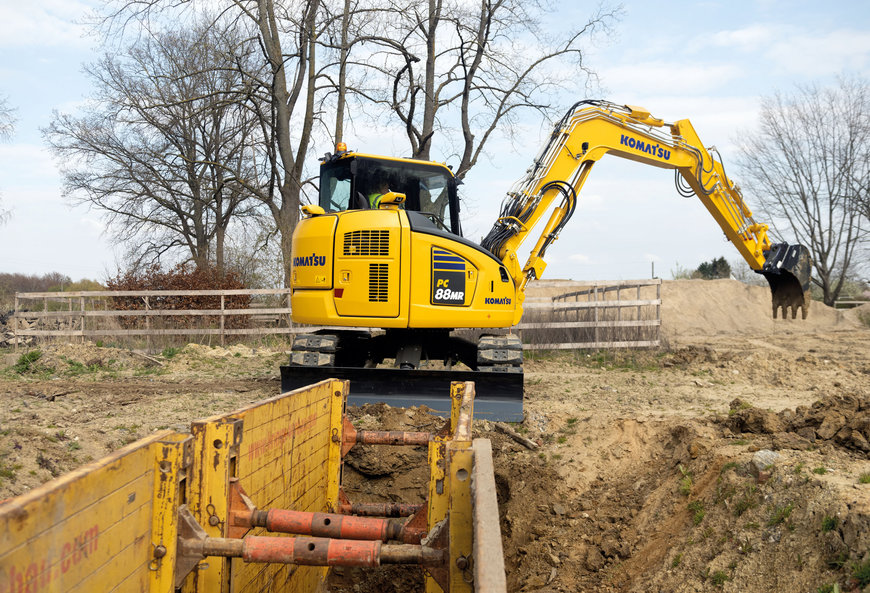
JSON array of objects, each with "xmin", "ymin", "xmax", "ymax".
[
  {"xmin": 0, "ymin": 0, "xmax": 94, "ymax": 49},
  {"xmin": 569, "ymin": 253, "xmax": 591, "ymax": 263},
  {"xmin": 602, "ymin": 62, "xmax": 744, "ymax": 96},
  {"xmin": 708, "ymin": 24, "xmax": 775, "ymax": 52},
  {"xmin": 766, "ymin": 29, "xmax": 870, "ymax": 76}
]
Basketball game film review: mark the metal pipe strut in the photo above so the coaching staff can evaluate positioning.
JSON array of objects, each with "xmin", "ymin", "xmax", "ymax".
[
  {"xmin": 354, "ymin": 430, "xmax": 431, "ymax": 446},
  {"xmin": 189, "ymin": 535, "xmax": 444, "ymax": 567},
  {"xmin": 338, "ymin": 502, "xmax": 424, "ymax": 517},
  {"xmin": 234, "ymin": 508, "xmax": 423, "ymax": 544}
]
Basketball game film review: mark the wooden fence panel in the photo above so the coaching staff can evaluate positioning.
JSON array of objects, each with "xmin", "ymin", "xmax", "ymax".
[{"xmin": 9, "ymin": 281, "xmax": 661, "ymax": 351}]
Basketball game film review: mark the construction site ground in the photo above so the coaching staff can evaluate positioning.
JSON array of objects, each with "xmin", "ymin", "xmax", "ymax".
[{"xmin": 2, "ymin": 279, "xmax": 870, "ymax": 593}]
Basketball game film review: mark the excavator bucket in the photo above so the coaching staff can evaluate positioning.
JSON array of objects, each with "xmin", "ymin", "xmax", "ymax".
[{"xmin": 759, "ymin": 243, "xmax": 813, "ymax": 319}]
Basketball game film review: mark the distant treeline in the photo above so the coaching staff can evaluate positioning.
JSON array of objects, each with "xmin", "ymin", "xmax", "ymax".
[{"xmin": 0, "ymin": 273, "xmax": 104, "ymax": 308}]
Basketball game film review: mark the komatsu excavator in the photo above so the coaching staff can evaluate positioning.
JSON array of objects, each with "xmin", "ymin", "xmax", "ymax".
[{"xmin": 280, "ymin": 100, "xmax": 812, "ymax": 420}]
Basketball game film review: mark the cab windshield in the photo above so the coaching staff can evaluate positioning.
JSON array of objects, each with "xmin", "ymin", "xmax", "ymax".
[{"xmin": 319, "ymin": 157, "xmax": 460, "ymax": 234}]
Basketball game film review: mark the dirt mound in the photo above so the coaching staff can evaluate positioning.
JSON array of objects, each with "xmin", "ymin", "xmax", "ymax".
[
  {"xmin": 662, "ymin": 279, "xmax": 858, "ymax": 338},
  {"xmin": 726, "ymin": 394, "xmax": 870, "ymax": 452},
  {"xmin": 527, "ymin": 278, "xmax": 861, "ymax": 340}
]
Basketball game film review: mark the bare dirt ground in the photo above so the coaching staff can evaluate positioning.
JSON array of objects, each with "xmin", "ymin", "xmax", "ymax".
[{"xmin": 1, "ymin": 279, "xmax": 869, "ymax": 593}]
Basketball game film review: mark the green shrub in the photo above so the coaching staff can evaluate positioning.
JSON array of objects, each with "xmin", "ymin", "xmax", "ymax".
[{"xmin": 13, "ymin": 350, "xmax": 44, "ymax": 374}]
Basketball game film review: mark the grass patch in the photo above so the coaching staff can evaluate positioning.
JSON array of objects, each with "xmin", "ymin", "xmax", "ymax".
[
  {"xmin": 821, "ymin": 516, "xmax": 839, "ymax": 532},
  {"xmin": 162, "ymin": 346, "xmax": 182, "ymax": 359},
  {"xmin": 852, "ymin": 558, "xmax": 870, "ymax": 587},
  {"xmin": 813, "ymin": 466, "xmax": 828, "ymax": 475},
  {"xmin": 858, "ymin": 473, "xmax": 870, "ymax": 484},
  {"xmin": 767, "ymin": 502, "xmax": 795, "ymax": 527},
  {"xmin": 11, "ymin": 349, "xmax": 53, "ymax": 375},
  {"xmin": 678, "ymin": 465, "xmax": 693, "ymax": 496},
  {"xmin": 671, "ymin": 553, "xmax": 682, "ymax": 568},
  {"xmin": 720, "ymin": 461, "xmax": 739, "ymax": 474},
  {"xmin": 688, "ymin": 500, "xmax": 705, "ymax": 525},
  {"xmin": 734, "ymin": 485, "xmax": 759, "ymax": 517},
  {"xmin": 710, "ymin": 570, "xmax": 728, "ymax": 586}
]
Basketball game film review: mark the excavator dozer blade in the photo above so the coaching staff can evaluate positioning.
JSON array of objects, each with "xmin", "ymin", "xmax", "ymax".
[
  {"xmin": 280, "ymin": 365, "xmax": 524, "ymax": 422},
  {"xmin": 759, "ymin": 243, "xmax": 813, "ymax": 320}
]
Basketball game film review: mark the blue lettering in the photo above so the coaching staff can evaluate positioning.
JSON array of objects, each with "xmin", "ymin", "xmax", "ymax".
[
  {"xmin": 293, "ymin": 253, "xmax": 326, "ymax": 267},
  {"xmin": 484, "ymin": 297, "xmax": 512, "ymax": 305},
  {"xmin": 620, "ymin": 134, "xmax": 630, "ymax": 146}
]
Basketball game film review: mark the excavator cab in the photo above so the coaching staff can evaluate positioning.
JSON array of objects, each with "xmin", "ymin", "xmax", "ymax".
[
  {"xmin": 318, "ymin": 155, "xmax": 462, "ymax": 234},
  {"xmin": 759, "ymin": 243, "xmax": 813, "ymax": 319}
]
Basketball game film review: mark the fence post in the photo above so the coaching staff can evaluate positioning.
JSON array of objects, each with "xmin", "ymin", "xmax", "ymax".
[
  {"xmin": 220, "ymin": 294, "xmax": 225, "ymax": 348},
  {"xmin": 593, "ymin": 285, "xmax": 599, "ymax": 345},
  {"xmin": 145, "ymin": 296, "xmax": 151, "ymax": 353},
  {"xmin": 656, "ymin": 280, "xmax": 661, "ymax": 346},
  {"xmin": 13, "ymin": 294, "xmax": 19, "ymax": 352},
  {"xmin": 80, "ymin": 296, "xmax": 85, "ymax": 344}
]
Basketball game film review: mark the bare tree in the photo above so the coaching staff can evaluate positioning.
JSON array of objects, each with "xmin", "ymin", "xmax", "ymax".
[
  {"xmin": 0, "ymin": 94, "xmax": 15, "ymax": 224},
  {"xmin": 102, "ymin": 0, "xmax": 327, "ymax": 285},
  {"xmin": 44, "ymin": 19, "xmax": 265, "ymax": 271},
  {"xmin": 737, "ymin": 78, "xmax": 869, "ymax": 306},
  {"xmin": 347, "ymin": 0, "xmax": 619, "ymax": 179}
]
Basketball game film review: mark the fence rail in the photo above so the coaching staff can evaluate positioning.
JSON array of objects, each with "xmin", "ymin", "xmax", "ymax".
[
  {"xmin": 10, "ymin": 288, "xmax": 297, "ymax": 349},
  {"xmin": 8, "ymin": 280, "xmax": 661, "ymax": 351},
  {"xmin": 517, "ymin": 279, "xmax": 661, "ymax": 350}
]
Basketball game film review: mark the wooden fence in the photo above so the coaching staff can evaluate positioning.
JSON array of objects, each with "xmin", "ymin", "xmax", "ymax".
[
  {"xmin": 8, "ymin": 280, "xmax": 661, "ymax": 351},
  {"xmin": 10, "ymin": 289, "xmax": 297, "ymax": 349},
  {"xmin": 517, "ymin": 279, "xmax": 661, "ymax": 350}
]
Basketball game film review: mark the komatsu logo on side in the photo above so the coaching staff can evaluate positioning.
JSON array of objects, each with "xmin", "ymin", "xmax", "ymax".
[
  {"xmin": 485, "ymin": 297, "xmax": 511, "ymax": 305},
  {"xmin": 620, "ymin": 134, "xmax": 671, "ymax": 160},
  {"xmin": 293, "ymin": 254, "xmax": 326, "ymax": 267}
]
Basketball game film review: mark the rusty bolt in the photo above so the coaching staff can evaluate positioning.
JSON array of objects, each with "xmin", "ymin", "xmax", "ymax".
[
  {"xmin": 455, "ymin": 556, "xmax": 469, "ymax": 570},
  {"xmin": 154, "ymin": 545, "xmax": 167, "ymax": 558},
  {"xmin": 208, "ymin": 515, "xmax": 220, "ymax": 527}
]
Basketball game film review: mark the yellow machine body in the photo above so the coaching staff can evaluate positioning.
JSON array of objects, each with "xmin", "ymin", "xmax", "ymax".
[{"xmin": 291, "ymin": 208, "xmax": 517, "ymax": 329}]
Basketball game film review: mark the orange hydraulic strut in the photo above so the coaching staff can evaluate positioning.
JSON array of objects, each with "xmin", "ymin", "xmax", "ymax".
[
  {"xmin": 228, "ymin": 480, "xmax": 427, "ymax": 544},
  {"xmin": 234, "ymin": 508, "xmax": 425, "ymax": 544},
  {"xmin": 199, "ymin": 535, "xmax": 442, "ymax": 566}
]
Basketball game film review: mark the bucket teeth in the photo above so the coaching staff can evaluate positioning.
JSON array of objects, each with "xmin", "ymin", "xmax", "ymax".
[{"xmin": 761, "ymin": 243, "xmax": 812, "ymax": 320}]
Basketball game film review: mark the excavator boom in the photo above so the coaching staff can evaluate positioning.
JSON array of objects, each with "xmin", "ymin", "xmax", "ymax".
[{"xmin": 482, "ymin": 100, "xmax": 812, "ymax": 320}]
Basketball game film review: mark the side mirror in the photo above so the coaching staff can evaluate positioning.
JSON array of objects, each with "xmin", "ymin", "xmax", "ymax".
[{"xmin": 378, "ymin": 191, "xmax": 406, "ymax": 209}]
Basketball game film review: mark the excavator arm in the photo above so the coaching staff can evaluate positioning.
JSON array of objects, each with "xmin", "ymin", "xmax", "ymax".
[{"xmin": 481, "ymin": 100, "xmax": 812, "ymax": 322}]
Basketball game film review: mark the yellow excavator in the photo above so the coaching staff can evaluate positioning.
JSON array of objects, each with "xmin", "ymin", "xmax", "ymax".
[{"xmin": 280, "ymin": 100, "xmax": 812, "ymax": 420}]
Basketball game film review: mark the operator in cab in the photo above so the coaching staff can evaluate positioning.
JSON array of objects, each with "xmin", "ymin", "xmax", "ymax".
[{"xmin": 366, "ymin": 169, "xmax": 391, "ymax": 209}]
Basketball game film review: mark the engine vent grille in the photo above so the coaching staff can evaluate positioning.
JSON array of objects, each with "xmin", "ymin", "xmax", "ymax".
[
  {"xmin": 343, "ymin": 230, "xmax": 389, "ymax": 256},
  {"xmin": 369, "ymin": 264, "xmax": 389, "ymax": 302}
]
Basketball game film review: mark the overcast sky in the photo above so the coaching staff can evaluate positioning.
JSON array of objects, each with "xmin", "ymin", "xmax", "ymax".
[{"xmin": 1, "ymin": 0, "xmax": 869, "ymax": 282}]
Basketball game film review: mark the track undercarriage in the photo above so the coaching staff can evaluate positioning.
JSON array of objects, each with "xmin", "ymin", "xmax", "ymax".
[{"xmin": 281, "ymin": 330, "xmax": 524, "ymax": 421}]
